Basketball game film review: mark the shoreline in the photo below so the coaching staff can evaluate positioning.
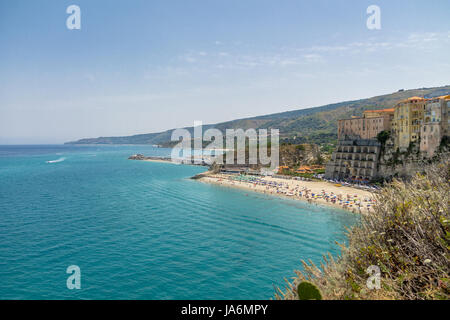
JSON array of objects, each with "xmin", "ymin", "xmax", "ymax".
[
  {"xmin": 197, "ymin": 173, "xmax": 376, "ymax": 214},
  {"xmin": 131, "ymin": 155, "xmax": 376, "ymax": 214}
]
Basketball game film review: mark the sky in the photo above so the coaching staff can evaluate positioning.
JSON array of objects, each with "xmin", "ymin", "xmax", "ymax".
[{"xmin": 0, "ymin": 0, "xmax": 449, "ymax": 144}]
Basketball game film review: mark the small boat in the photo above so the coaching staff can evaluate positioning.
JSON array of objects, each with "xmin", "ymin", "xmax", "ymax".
[{"xmin": 46, "ymin": 157, "xmax": 66, "ymax": 164}]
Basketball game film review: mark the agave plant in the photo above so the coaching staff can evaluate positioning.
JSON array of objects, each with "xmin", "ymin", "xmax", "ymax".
[{"xmin": 297, "ymin": 281, "xmax": 322, "ymax": 300}]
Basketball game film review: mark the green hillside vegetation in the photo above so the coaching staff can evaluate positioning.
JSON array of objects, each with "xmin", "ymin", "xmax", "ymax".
[{"xmin": 66, "ymin": 86, "xmax": 450, "ymax": 146}]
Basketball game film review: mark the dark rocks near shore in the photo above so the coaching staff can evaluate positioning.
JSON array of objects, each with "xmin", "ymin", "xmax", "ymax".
[
  {"xmin": 128, "ymin": 154, "xmax": 172, "ymax": 161},
  {"xmin": 190, "ymin": 172, "xmax": 210, "ymax": 180},
  {"xmin": 128, "ymin": 154, "xmax": 146, "ymax": 160},
  {"xmin": 128, "ymin": 154, "xmax": 210, "ymax": 169}
]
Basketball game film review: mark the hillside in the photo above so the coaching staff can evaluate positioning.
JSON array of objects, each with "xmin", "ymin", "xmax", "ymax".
[{"xmin": 66, "ymin": 85, "xmax": 450, "ymax": 146}]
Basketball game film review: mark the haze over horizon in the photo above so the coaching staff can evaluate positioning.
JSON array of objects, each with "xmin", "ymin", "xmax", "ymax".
[{"xmin": 1, "ymin": 0, "xmax": 450, "ymax": 144}]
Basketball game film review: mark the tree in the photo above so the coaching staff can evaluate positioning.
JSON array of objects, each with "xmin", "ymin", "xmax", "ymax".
[{"xmin": 376, "ymin": 130, "xmax": 391, "ymax": 145}]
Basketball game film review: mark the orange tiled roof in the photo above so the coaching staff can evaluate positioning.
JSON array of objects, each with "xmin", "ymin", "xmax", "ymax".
[
  {"xmin": 406, "ymin": 96, "xmax": 425, "ymax": 100},
  {"xmin": 364, "ymin": 108, "xmax": 395, "ymax": 113},
  {"xmin": 397, "ymin": 96, "xmax": 426, "ymax": 104}
]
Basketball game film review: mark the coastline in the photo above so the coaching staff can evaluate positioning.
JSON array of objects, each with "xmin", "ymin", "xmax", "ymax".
[
  {"xmin": 197, "ymin": 172, "xmax": 376, "ymax": 214},
  {"xmin": 131, "ymin": 154, "xmax": 376, "ymax": 214}
]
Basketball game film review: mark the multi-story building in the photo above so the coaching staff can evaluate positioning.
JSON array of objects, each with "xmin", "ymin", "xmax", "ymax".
[
  {"xmin": 337, "ymin": 108, "xmax": 394, "ymax": 140},
  {"xmin": 328, "ymin": 108, "xmax": 392, "ymax": 181},
  {"xmin": 443, "ymin": 95, "xmax": 450, "ymax": 137},
  {"xmin": 325, "ymin": 139, "xmax": 381, "ymax": 182},
  {"xmin": 363, "ymin": 108, "xmax": 395, "ymax": 120},
  {"xmin": 326, "ymin": 96, "xmax": 449, "ymax": 182},
  {"xmin": 392, "ymin": 97, "xmax": 427, "ymax": 151},
  {"xmin": 420, "ymin": 96, "xmax": 450, "ymax": 157}
]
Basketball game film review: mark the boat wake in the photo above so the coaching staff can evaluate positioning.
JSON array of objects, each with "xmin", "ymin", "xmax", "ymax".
[{"xmin": 46, "ymin": 157, "xmax": 66, "ymax": 164}]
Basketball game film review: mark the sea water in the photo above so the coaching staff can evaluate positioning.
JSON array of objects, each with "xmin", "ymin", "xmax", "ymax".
[{"xmin": 0, "ymin": 145, "xmax": 358, "ymax": 299}]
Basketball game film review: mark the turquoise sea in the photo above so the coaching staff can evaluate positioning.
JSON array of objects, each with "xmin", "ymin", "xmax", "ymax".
[{"xmin": 0, "ymin": 145, "xmax": 358, "ymax": 299}]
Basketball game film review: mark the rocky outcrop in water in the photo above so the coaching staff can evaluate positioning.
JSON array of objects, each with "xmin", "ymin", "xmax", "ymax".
[
  {"xmin": 128, "ymin": 154, "xmax": 146, "ymax": 160},
  {"xmin": 128, "ymin": 154, "xmax": 172, "ymax": 161}
]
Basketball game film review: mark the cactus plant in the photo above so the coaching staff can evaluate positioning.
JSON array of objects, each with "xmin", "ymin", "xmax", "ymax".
[{"xmin": 297, "ymin": 281, "xmax": 322, "ymax": 300}]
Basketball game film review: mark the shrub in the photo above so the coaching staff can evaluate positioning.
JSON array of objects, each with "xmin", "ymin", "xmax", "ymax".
[{"xmin": 297, "ymin": 282, "xmax": 322, "ymax": 300}]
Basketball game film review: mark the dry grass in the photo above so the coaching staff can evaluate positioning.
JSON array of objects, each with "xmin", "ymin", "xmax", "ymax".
[{"xmin": 276, "ymin": 157, "xmax": 450, "ymax": 300}]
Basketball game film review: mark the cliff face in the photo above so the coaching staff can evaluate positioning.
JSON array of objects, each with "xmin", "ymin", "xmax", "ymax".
[
  {"xmin": 279, "ymin": 144, "xmax": 324, "ymax": 167},
  {"xmin": 377, "ymin": 137, "xmax": 448, "ymax": 180}
]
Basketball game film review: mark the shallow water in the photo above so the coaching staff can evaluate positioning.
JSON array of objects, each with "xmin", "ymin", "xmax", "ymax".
[{"xmin": 0, "ymin": 145, "xmax": 358, "ymax": 299}]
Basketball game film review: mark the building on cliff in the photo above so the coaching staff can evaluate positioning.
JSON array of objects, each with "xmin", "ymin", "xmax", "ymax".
[
  {"xmin": 326, "ymin": 108, "xmax": 393, "ymax": 181},
  {"xmin": 420, "ymin": 96, "xmax": 450, "ymax": 157},
  {"xmin": 392, "ymin": 97, "xmax": 427, "ymax": 151},
  {"xmin": 326, "ymin": 96, "xmax": 449, "ymax": 181},
  {"xmin": 337, "ymin": 109, "xmax": 394, "ymax": 140},
  {"xmin": 325, "ymin": 139, "xmax": 381, "ymax": 182}
]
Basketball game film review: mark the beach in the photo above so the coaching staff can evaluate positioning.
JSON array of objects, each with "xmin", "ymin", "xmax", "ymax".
[{"xmin": 198, "ymin": 173, "xmax": 376, "ymax": 214}]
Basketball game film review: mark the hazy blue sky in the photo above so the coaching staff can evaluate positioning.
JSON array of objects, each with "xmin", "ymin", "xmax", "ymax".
[{"xmin": 0, "ymin": 0, "xmax": 449, "ymax": 144}]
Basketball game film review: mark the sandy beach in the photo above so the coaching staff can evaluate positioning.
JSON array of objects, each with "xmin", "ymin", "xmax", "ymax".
[{"xmin": 198, "ymin": 173, "xmax": 376, "ymax": 214}]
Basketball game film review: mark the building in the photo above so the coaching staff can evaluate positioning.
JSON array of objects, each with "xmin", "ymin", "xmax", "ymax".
[
  {"xmin": 363, "ymin": 108, "xmax": 395, "ymax": 119},
  {"xmin": 443, "ymin": 95, "xmax": 450, "ymax": 137},
  {"xmin": 277, "ymin": 166, "xmax": 289, "ymax": 173},
  {"xmin": 330, "ymin": 108, "xmax": 392, "ymax": 181},
  {"xmin": 326, "ymin": 97, "xmax": 449, "ymax": 182},
  {"xmin": 295, "ymin": 166, "xmax": 314, "ymax": 174},
  {"xmin": 392, "ymin": 97, "xmax": 427, "ymax": 151},
  {"xmin": 325, "ymin": 139, "xmax": 381, "ymax": 181},
  {"xmin": 420, "ymin": 96, "xmax": 450, "ymax": 157},
  {"xmin": 337, "ymin": 108, "xmax": 393, "ymax": 140}
]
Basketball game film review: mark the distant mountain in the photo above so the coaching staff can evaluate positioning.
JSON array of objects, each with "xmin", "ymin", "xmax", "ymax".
[{"xmin": 66, "ymin": 85, "xmax": 450, "ymax": 146}]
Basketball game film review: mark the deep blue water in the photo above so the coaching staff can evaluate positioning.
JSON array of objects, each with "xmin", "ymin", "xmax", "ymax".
[{"xmin": 0, "ymin": 145, "xmax": 358, "ymax": 299}]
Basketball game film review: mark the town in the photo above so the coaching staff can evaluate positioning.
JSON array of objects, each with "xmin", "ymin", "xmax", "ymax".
[
  {"xmin": 204, "ymin": 94, "xmax": 450, "ymax": 187},
  {"xmin": 325, "ymin": 95, "xmax": 449, "ymax": 183}
]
